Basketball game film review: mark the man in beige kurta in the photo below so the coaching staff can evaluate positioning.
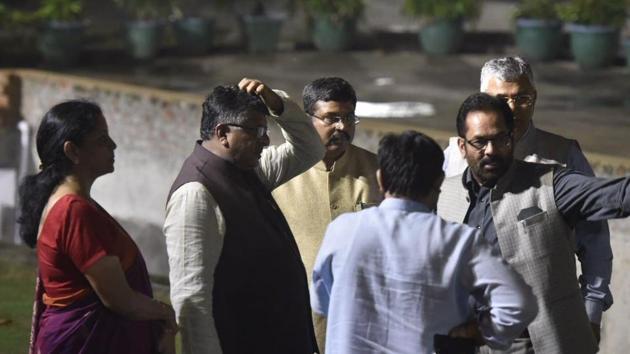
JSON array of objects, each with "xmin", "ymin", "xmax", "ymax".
[{"xmin": 273, "ymin": 77, "xmax": 381, "ymax": 353}]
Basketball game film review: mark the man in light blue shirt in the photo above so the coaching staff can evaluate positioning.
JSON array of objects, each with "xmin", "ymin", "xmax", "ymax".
[{"xmin": 311, "ymin": 130, "xmax": 538, "ymax": 354}]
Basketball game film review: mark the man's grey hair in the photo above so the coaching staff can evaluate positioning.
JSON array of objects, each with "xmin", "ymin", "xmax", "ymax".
[{"xmin": 480, "ymin": 56, "xmax": 535, "ymax": 92}]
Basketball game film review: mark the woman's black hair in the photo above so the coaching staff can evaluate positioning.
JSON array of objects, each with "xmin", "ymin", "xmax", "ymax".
[{"xmin": 17, "ymin": 100, "xmax": 103, "ymax": 248}]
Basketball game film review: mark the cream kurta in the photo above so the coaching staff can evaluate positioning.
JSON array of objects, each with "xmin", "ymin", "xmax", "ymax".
[{"xmin": 273, "ymin": 144, "xmax": 381, "ymax": 284}]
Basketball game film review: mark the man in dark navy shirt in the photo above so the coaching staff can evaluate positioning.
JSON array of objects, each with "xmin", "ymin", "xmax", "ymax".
[{"xmin": 438, "ymin": 93, "xmax": 630, "ymax": 354}]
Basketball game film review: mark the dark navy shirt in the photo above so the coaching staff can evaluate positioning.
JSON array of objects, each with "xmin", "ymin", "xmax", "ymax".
[
  {"xmin": 463, "ymin": 165, "xmax": 630, "ymax": 251},
  {"xmin": 462, "ymin": 164, "xmax": 630, "ymax": 322}
]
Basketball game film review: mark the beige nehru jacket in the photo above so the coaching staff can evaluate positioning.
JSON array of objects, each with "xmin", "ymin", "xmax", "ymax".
[
  {"xmin": 273, "ymin": 144, "xmax": 380, "ymax": 353},
  {"xmin": 272, "ymin": 144, "xmax": 381, "ymax": 284}
]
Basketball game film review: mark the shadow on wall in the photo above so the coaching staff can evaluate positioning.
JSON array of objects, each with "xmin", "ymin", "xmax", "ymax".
[{"xmin": 117, "ymin": 218, "xmax": 169, "ymax": 277}]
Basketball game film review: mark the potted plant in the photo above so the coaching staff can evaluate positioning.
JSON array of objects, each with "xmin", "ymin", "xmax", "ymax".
[
  {"xmin": 170, "ymin": 0, "xmax": 216, "ymax": 55},
  {"xmin": 0, "ymin": 4, "xmax": 39, "ymax": 65},
  {"xmin": 514, "ymin": 0, "xmax": 562, "ymax": 61},
  {"xmin": 303, "ymin": 0, "xmax": 364, "ymax": 51},
  {"xmin": 240, "ymin": 1, "xmax": 286, "ymax": 53},
  {"xmin": 558, "ymin": 0, "xmax": 627, "ymax": 69},
  {"xmin": 35, "ymin": 0, "xmax": 85, "ymax": 66},
  {"xmin": 113, "ymin": 0, "xmax": 171, "ymax": 60},
  {"xmin": 403, "ymin": 0, "xmax": 482, "ymax": 56}
]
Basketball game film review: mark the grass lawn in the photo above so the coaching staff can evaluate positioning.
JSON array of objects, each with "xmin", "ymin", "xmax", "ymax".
[
  {"xmin": 0, "ymin": 243, "xmax": 37, "ymax": 354},
  {"xmin": 0, "ymin": 242, "xmax": 178, "ymax": 354}
]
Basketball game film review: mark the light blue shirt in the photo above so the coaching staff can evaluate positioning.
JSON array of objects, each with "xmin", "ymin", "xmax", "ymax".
[{"xmin": 311, "ymin": 198, "xmax": 537, "ymax": 354}]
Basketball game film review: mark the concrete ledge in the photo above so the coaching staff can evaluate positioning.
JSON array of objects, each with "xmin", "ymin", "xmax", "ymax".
[
  {"xmin": 360, "ymin": 118, "xmax": 630, "ymax": 178},
  {"xmin": 10, "ymin": 69, "xmax": 204, "ymax": 105},
  {"xmin": 586, "ymin": 153, "xmax": 630, "ymax": 178}
]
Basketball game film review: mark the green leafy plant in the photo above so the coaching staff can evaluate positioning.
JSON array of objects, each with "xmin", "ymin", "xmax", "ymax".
[
  {"xmin": 302, "ymin": 0, "xmax": 364, "ymax": 22},
  {"xmin": 403, "ymin": 0, "xmax": 482, "ymax": 20},
  {"xmin": 113, "ymin": 0, "xmax": 172, "ymax": 20},
  {"xmin": 170, "ymin": 0, "xmax": 196, "ymax": 19},
  {"xmin": 0, "ymin": 3, "xmax": 22, "ymax": 27},
  {"xmin": 557, "ymin": 0, "xmax": 627, "ymax": 27},
  {"xmin": 9, "ymin": 10, "xmax": 38, "ymax": 27},
  {"xmin": 514, "ymin": 0, "xmax": 558, "ymax": 20},
  {"xmin": 243, "ymin": 0, "xmax": 270, "ymax": 16},
  {"xmin": 0, "ymin": 3, "xmax": 8, "ymax": 22},
  {"xmin": 170, "ymin": 0, "xmax": 226, "ymax": 18},
  {"xmin": 36, "ymin": 0, "xmax": 83, "ymax": 23}
]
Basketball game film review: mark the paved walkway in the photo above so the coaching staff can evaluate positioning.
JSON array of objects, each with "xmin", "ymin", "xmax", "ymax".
[{"xmin": 66, "ymin": 50, "xmax": 630, "ymax": 159}]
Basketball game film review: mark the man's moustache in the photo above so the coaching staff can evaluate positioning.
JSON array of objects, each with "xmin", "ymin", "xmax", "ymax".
[
  {"xmin": 480, "ymin": 156, "xmax": 502, "ymax": 166},
  {"xmin": 327, "ymin": 132, "xmax": 350, "ymax": 146}
]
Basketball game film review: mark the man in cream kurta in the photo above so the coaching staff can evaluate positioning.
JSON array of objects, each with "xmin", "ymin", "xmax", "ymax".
[
  {"xmin": 273, "ymin": 143, "xmax": 379, "ymax": 279},
  {"xmin": 164, "ymin": 79, "xmax": 324, "ymax": 354},
  {"xmin": 273, "ymin": 77, "xmax": 381, "ymax": 353}
]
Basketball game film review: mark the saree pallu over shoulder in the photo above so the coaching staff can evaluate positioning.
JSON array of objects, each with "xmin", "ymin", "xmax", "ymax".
[{"xmin": 29, "ymin": 254, "xmax": 159, "ymax": 354}]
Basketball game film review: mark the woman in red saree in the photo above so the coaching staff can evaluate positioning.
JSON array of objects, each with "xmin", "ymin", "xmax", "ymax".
[{"xmin": 18, "ymin": 100, "xmax": 177, "ymax": 354}]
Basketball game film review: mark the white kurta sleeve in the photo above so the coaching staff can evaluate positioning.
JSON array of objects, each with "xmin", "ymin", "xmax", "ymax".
[
  {"xmin": 256, "ymin": 90, "xmax": 325, "ymax": 190},
  {"xmin": 164, "ymin": 182, "xmax": 225, "ymax": 354}
]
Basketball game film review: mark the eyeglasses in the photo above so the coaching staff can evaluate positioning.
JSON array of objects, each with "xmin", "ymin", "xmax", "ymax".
[
  {"xmin": 464, "ymin": 133, "xmax": 512, "ymax": 151},
  {"xmin": 309, "ymin": 112, "xmax": 360, "ymax": 126},
  {"xmin": 225, "ymin": 124, "xmax": 268, "ymax": 138},
  {"xmin": 496, "ymin": 94, "xmax": 535, "ymax": 107}
]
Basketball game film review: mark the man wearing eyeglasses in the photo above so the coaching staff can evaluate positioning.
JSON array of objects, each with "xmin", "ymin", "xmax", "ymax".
[
  {"xmin": 437, "ymin": 93, "xmax": 630, "ymax": 354},
  {"xmin": 442, "ymin": 56, "xmax": 612, "ymax": 349},
  {"xmin": 164, "ymin": 78, "xmax": 324, "ymax": 354},
  {"xmin": 444, "ymin": 56, "xmax": 596, "ymax": 176},
  {"xmin": 273, "ymin": 77, "xmax": 381, "ymax": 353}
]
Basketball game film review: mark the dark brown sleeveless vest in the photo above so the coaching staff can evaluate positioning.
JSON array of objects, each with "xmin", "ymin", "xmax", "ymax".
[{"xmin": 168, "ymin": 142, "xmax": 318, "ymax": 354}]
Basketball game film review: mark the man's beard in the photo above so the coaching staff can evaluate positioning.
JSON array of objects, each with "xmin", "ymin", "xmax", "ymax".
[{"xmin": 469, "ymin": 154, "xmax": 512, "ymax": 187}]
